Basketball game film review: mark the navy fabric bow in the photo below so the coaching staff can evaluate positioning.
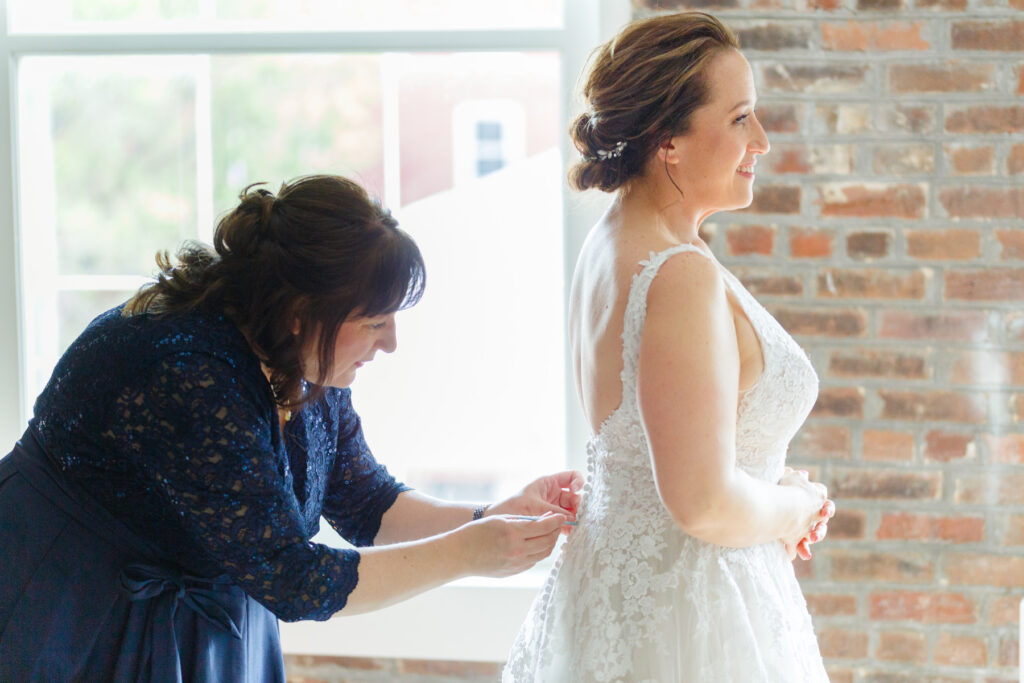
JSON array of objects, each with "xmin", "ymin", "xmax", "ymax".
[{"xmin": 119, "ymin": 563, "xmax": 245, "ymax": 682}]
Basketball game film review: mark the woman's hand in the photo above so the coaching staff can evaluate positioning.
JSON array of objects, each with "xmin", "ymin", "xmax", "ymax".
[
  {"xmin": 778, "ymin": 468, "xmax": 834, "ymax": 561},
  {"xmin": 486, "ymin": 470, "xmax": 584, "ymax": 534},
  {"xmin": 456, "ymin": 513, "xmax": 567, "ymax": 578}
]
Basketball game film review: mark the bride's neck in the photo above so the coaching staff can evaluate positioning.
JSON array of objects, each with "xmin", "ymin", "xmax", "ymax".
[{"xmin": 616, "ymin": 181, "xmax": 704, "ymax": 245}]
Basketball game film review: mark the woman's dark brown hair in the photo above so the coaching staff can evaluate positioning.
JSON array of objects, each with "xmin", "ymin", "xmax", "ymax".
[
  {"xmin": 124, "ymin": 175, "xmax": 425, "ymax": 408},
  {"xmin": 569, "ymin": 12, "xmax": 739, "ymax": 192}
]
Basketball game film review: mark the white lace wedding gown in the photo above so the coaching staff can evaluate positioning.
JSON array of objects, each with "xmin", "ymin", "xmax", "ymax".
[{"xmin": 503, "ymin": 244, "xmax": 829, "ymax": 682}]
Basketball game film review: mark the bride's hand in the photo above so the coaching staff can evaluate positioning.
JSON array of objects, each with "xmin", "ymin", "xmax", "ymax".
[{"xmin": 778, "ymin": 468, "xmax": 833, "ymax": 561}]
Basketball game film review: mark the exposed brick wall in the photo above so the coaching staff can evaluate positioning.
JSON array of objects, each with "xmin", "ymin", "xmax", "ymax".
[
  {"xmin": 635, "ymin": 0, "xmax": 1023, "ymax": 680},
  {"xmin": 285, "ymin": 3, "xmax": 1022, "ymax": 682}
]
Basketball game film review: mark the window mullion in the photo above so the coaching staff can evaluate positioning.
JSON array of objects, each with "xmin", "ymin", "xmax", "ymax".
[
  {"xmin": 0, "ymin": 0, "xmax": 25, "ymax": 444},
  {"xmin": 6, "ymin": 28, "xmax": 567, "ymax": 56}
]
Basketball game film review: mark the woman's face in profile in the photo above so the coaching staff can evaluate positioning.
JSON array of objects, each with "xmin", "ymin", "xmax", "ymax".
[
  {"xmin": 302, "ymin": 313, "xmax": 398, "ymax": 388},
  {"xmin": 667, "ymin": 48, "xmax": 771, "ymax": 212}
]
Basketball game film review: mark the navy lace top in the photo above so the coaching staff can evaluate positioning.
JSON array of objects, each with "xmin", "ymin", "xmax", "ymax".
[{"xmin": 28, "ymin": 305, "xmax": 408, "ymax": 622}]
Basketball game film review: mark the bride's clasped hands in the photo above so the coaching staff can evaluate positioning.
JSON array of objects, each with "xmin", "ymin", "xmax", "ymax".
[{"xmin": 780, "ymin": 466, "xmax": 836, "ymax": 561}]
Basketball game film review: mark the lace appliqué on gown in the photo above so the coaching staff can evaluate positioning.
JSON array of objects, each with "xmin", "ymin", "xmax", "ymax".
[{"xmin": 503, "ymin": 244, "xmax": 829, "ymax": 682}]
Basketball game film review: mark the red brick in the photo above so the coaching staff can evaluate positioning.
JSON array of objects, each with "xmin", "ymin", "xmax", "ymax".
[
  {"xmin": 734, "ymin": 269, "xmax": 802, "ymax": 296},
  {"xmin": 946, "ymin": 106, "xmax": 1024, "ymax": 134},
  {"xmin": 916, "ymin": 0, "xmax": 967, "ymax": 8},
  {"xmin": 1019, "ymin": 65, "xmax": 1024, "ymax": 94},
  {"xmin": 857, "ymin": 0, "xmax": 904, "ymax": 8},
  {"xmin": 756, "ymin": 102, "xmax": 800, "ymax": 133},
  {"xmin": 940, "ymin": 186, "xmax": 1024, "ymax": 219},
  {"xmin": 873, "ymin": 144, "xmax": 934, "ymax": 175},
  {"xmin": 869, "ymin": 591, "xmax": 977, "ymax": 623},
  {"xmin": 952, "ymin": 20, "xmax": 1024, "ymax": 51},
  {"xmin": 890, "ymin": 63, "xmax": 994, "ymax": 93},
  {"xmin": 818, "ymin": 268, "xmax": 927, "ymax": 299},
  {"xmin": 745, "ymin": 185, "xmax": 801, "ymax": 214},
  {"xmin": 906, "ymin": 228, "xmax": 980, "ymax": 261},
  {"xmin": 811, "ymin": 387, "xmax": 864, "ymax": 418},
  {"xmin": 934, "ymin": 633, "xmax": 988, "ymax": 667},
  {"xmin": 819, "ymin": 183, "xmax": 926, "ymax": 218},
  {"xmin": 766, "ymin": 144, "xmax": 854, "ymax": 175},
  {"xmin": 822, "ymin": 21, "xmax": 929, "ymax": 51},
  {"xmin": 923, "ymin": 431, "xmax": 975, "ymax": 462},
  {"xmin": 947, "ymin": 145, "xmax": 995, "ymax": 175},
  {"xmin": 805, "ymin": 593, "xmax": 858, "ymax": 617},
  {"xmin": 790, "ymin": 227, "xmax": 834, "ymax": 258},
  {"xmin": 996, "ymin": 230, "xmax": 1024, "ymax": 260},
  {"xmin": 952, "ymin": 351, "xmax": 1024, "ymax": 385},
  {"xmin": 734, "ymin": 22, "xmax": 812, "ymax": 50},
  {"xmin": 877, "ymin": 512, "xmax": 985, "ymax": 543},
  {"xmin": 818, "ymin": 627, "xmax": 868, "ymax": 658},
  {"xmin": 831, "ymin": 549, "xmax": 934, "ymax": 582},
  {"xmin": 863, "ymin": 430, "xmax": 915, "ymax": 462},
  {"xmin": 879, "ymin": 389, "xmax": 987, "ymax": 423},
  {"xmin": 1009, "ymin": 145, "xmax": 1024, "ymax": 175},
  {"xmin": 847, "ymin": 231, "xmax": 892, "ymax": 259},
  {"xmin": 829, "ymin": 349, "xmax": 927, "ymax": 379},
  {"xmin": 284, "ymin": 654, "xmax": 387, "ymax": 671},
  {"xmin": 1004, "ymin": 514, "xmax": 1024, "ymax": 545},
  {"xmin": 794, "ymin": 554, "xmax": 815, "ymax": 579},
  {"xmin": 998, "ymin": 635, "xmax": 1019, "ymax": 667},
  {"xmin": 946, "ymin": 553, "xmax": 1024, "ymax": 587},
  {"xmin": 986, "ymin": 434, "xmax": 1024, "ymax": 464},
  {"xmin": 726, "ymin": 224, "xmax": 774, "ymax": 256},
  {"xmin": 989, "ymin": 595, "xmax": 1024, "ymax": 625},
  {"xmin": 830, "ymin": 509, "xmax": 867, "ymax": 539},
  {"xmin": 832, "ymin": 468, "xmax": 941, "ymax": 500},
  {"xmin": 815, "ymin": 104, "xmax": 871, "ymax": 134},
  {"xmin": 825, "ymin": 667, "xmax": 854, "ymax": 683},
  {"xmin": 955, "ymin": 473, "xmax": 1024, "ymax": 505},
  {"xmin": 773, "ymin": 307, "xmax": 867, "ymax": 337},
  {"xmin": 1006, "ymin": 313, "xmax": 1024, "ymax": 342},
  {"xmin": 882, "ymin": 104, "xmax": 935, "ymax": 134},
  {"xmin": 946, "ymin": 269, "xmax": 1024, "ymax": 301},
  {"xmin": 397, "ymin": 659, "xmax": 502, "ymax": 675},
  {"xmin": 877, "ymin": 630, "xmax": 927, "ymax": 663},
  {"xmin": 792, "ymin": 424, "xmax": 850, "ymax": 460},
  {"xmin": 762, "ymin": 64, "xmax": 869, "ymax": 94}
]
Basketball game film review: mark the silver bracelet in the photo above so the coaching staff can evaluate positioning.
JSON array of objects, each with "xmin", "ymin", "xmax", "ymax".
[{"xmin": 472, "ymin": 503, "xmax": 490, "ymax": 521}]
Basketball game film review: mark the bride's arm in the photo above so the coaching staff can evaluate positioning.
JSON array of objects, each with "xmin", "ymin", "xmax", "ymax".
[{"xmin": 636, "ymin": 252, "xmax": 826, "ymax": 549}]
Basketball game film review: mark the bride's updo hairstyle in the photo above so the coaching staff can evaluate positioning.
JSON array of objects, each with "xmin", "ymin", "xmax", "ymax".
[
  {"xmin": 124, "ymin": 175, "xmax": 425, "ymax": 407},
  {"xmin": 570, "ymin": 12, "xmax": 739, "ymax": 192}
]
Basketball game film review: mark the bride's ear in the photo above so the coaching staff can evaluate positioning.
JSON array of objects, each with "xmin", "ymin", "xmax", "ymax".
[{"xmin": 656, "ymin": 138, "xmax": 681, "ymax": 166}]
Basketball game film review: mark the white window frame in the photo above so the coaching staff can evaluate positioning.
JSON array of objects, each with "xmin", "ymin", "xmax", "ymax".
[{"xmin": 0, "ymin": 0, "xmax": 630, "ymax": 661}]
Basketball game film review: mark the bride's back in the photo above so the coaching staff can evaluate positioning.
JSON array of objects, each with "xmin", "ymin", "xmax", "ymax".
[{"xmin": 570, "ymin": 215, "xmax": 675, "ymax": 437}]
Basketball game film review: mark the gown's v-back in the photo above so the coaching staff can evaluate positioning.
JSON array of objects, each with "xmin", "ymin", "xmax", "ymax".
[{"xmin": 503, "ymin": 244, "xmax": 829, "ymax": 682}]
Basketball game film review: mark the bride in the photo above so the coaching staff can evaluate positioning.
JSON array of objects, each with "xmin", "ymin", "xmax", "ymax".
[{"xmin": 504, "ymin": 12, "xmax": 835, "ymax": 682}]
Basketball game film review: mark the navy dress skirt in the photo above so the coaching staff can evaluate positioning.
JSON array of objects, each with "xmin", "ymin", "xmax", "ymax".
[
  {"xmin": 0, "ymin": 306, "xmax": 407, "ymax": 682},
  {"xmin": 0, "ymin": 432, "xmax": 284, "ymax": 682}
]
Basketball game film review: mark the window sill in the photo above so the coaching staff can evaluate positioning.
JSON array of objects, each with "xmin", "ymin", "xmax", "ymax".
[{"xmin": 278, "ymin": 574, "xmax": 545, "ymax": 662}]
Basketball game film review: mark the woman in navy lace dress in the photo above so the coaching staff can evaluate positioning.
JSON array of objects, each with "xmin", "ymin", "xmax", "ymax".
[{"xmin": 0, "ymin": 175, "xmax": 581, "ymax": 681}]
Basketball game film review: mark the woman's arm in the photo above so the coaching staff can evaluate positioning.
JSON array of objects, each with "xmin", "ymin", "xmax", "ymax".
[
  {"xmin": 636, "ymin": 252, "xmax": 827, "ymax": 549},
  {"xmin": 342, "ymin": 513, "xmax": 565, "ymax": 615},
  {"xmin": 374, "ymin": 471, "xmax": 583, "ymax": 545}
]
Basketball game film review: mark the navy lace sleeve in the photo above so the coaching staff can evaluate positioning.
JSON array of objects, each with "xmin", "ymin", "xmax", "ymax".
[
  {"xmin": 320, "ymin": 390, "xmax": 410, "ymax": 546},
  {"xmin": 109, "ymin": 350, "xmax": 359, "ymax": 622}
]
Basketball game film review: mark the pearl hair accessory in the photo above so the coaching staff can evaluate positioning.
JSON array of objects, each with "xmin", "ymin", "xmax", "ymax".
[{"xmin": 593, "ymin": 140, "xmax": 628, "ymax": 161}]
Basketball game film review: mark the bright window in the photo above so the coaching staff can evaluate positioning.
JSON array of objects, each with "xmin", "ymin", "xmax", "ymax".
[{"xmin": 0, "ymin": 0, "xmax": 628, "ymax": 661}]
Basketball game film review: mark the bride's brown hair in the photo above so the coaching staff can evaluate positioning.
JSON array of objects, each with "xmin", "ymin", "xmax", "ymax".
[{"xmin": 570, "ymin": 12, "xmax": 739, "ymax": 193}]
